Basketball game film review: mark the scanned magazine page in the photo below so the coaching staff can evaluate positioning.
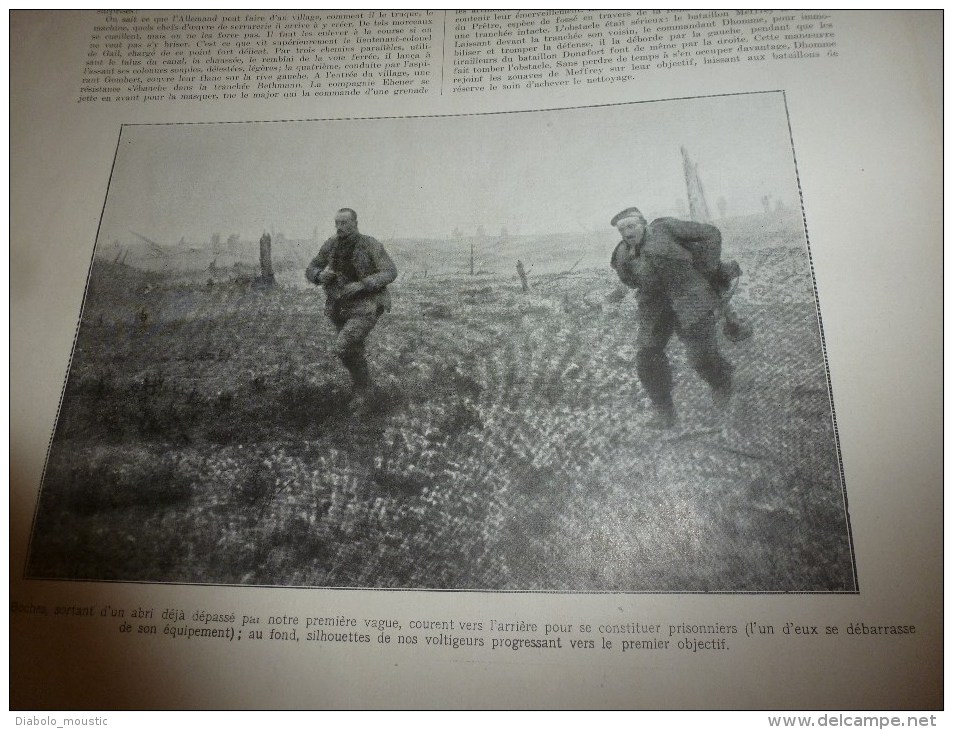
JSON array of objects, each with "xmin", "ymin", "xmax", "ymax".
[{"xmin": 9, "ymin": 10, "xmax": 941, "ymax": 709}]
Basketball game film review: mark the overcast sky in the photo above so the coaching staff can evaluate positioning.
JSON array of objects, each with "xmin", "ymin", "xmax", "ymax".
[{"xmin": 99, "ymin": 92, "xmax": 801, "ymax": 246}]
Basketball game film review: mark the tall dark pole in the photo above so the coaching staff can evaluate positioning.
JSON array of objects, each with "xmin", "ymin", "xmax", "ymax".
[{"xmin": 259, "ymin": 232, "xmax": 275, "ymax": 285}]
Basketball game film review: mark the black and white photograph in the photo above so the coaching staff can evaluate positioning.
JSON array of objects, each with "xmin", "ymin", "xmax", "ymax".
[{"xmin": 26, "ymin": 92, "xmax": 856, "ymax": 592}]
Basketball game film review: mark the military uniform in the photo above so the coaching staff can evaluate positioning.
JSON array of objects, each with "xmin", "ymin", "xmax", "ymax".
[
  {"xmin": 306, "ymin": 232, "xmax": 397, "ymax": 392},
  {"xmin": 611, "ymin": 216, "xmax": 735, "ymax": 422}
]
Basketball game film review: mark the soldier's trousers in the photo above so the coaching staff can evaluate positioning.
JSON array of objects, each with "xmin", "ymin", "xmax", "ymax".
[
  {"xmin": 635, "ymin": 308, "xmax": 732, "ymax": 415},
  {"xmin": 329, "ymin": 310, "xmax": 380, "ymax": 392}
]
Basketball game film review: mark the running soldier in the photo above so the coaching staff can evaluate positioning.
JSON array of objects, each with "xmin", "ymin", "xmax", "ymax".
[
  {"xmin": 306, "ymin": 208, "xmax": 397, "ymax": 404},
  {"xmin": 609, "ymin": 206, "xmax": 745, "ymax": 428}
]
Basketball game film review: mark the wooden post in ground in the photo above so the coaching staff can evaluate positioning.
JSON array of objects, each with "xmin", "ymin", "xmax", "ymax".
[
  {"xmin": 259, "ymin": 232, "xmax": 275, "ymax": 285},
  {"xmin": 516, "ymin": 259, "xmax": 529, "ymax": 292},
  {"xmin": 681, "ymin": 145, "xmax": 712, "ymax": 223}
]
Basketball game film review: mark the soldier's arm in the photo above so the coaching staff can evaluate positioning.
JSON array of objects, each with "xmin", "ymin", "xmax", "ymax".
[
  {"xmin": 610, "ymin": 241, "xmax": 640, "ymax": 289},
  {"xmin": 305, "ymin": 239, "xmax": 334, "ymax": 285},
  {"xmin": 360, "ymin": 239, "xmax": 398, "ymax": 291}
]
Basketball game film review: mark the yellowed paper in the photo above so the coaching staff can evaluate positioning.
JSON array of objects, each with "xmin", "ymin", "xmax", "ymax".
[{"xmin": 10, "ymin": 10, "xmax": 942, "ymax": 710}]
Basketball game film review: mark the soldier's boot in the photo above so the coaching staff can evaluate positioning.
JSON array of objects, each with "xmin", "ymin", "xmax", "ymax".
[
  {"xmin": 707, "ymin": 364, "xmax": 736, "ymax": 413},
  {"xmin": 646, "ymin": 406, "xmax": 677, "ymax": 430},
  {"xmin": 342, "ymin": 355, "xmax": 375, "ymax": 410},
  {"xmin": 712, "ymin": 384, "xmax": 733, "ymax": 411},
  {"xmin": 723, "ymin": 309, "xmax": 753, "ymax": 343},
  {"xmin": 683, "ymin": 330, "xmax": 735, "ymax": 413},
  {"xmin": 637, "ymin": 347, "xmax": 677, "ymax": 429}
]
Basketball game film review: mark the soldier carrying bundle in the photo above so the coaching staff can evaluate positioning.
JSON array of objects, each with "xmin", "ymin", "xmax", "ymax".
[{"xmin": 609, "ymin": 206, "xmax": 751, "ymax": 429}]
